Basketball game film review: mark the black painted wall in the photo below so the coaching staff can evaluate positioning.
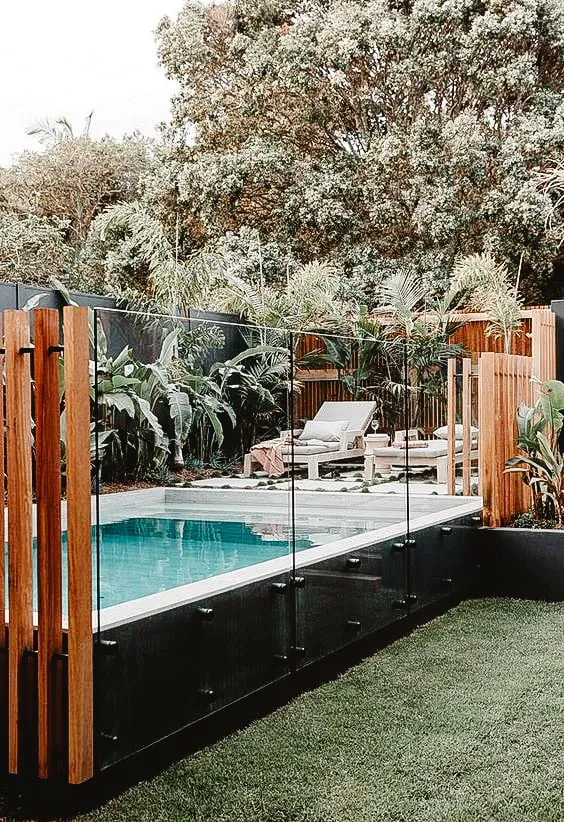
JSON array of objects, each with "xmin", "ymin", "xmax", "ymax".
[
  {"xmin": 551, "ymin": 300, "xmax": 564, "ymax": 381},
  {"xmin": 478, "ymin": 527, "xmax": 564, "ymax": 600}
]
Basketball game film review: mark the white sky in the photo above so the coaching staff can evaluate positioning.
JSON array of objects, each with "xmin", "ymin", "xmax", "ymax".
[{"xmin": 0, "ymin": 0, "xmax": 187, "ymax": 166}]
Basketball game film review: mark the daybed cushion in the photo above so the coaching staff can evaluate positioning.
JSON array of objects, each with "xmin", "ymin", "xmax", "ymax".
[
  {"xmin": 371, "ymin": 440, "xmax": 477, "ymax": 459},
  {"xmin": 433, "ymin": 424, "xmax": 479, "ymax": 440},
  {"xmin": 298, "ymin": 419, "xmax": 348, "ymax": 443},
  {"xmin": 372, "ymin": 441, "xmax": 456, "ymax": 459},
  {"xmin": 281, "ymin": 441, "xmax": 341, "ymax": 456}
]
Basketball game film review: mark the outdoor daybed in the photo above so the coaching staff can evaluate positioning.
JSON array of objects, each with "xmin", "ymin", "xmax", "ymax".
[
  {"xmin": 364, "ymin": 425, "xmax": 479, "ymax": 484},
  {"xmin": 243, "ymin": 400, "xmax": 378, "ymax": 480}
]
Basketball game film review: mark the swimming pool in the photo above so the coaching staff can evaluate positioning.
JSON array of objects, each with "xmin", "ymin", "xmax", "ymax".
[
  {"xmin": 11, "ymin": 511, "xmax": 372, "ymax": 614},
  {"xmin": 95, "ymin": 513, "xmax": 371, "ymax": 609}
]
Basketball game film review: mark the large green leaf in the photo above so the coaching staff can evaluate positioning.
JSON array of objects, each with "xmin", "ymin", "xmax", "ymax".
[
  {"xmin": 134, "ymin": 396, "xmax": 164, "ymax": 439},
  {"xmin": 111, "ymin": 346, "xmax": 133, "ymax": 373},
  {"xmin": 111, "ymin": 374, "xmax": 140, "ymax": 389},
  {"xmin": 103, "ymin": 392, "xmax": 136, "ymax": 418},
  {"xmin": 167, "ymin": 388, "xmax": 193, "ymax": 441},
  {"xmin": 158, "ymin": 328, "xmax": 181, "ymax": 367}
]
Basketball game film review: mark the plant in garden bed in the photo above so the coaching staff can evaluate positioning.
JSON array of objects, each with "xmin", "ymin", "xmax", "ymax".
[
  {"xmin": 303, "ymin": 272, "xmax": 463, "ymax": 429},
  {"xmin": 209, "ymin": 341, "xmax": 291, "ymax": 456},
  {"xmin": 506, "ymin": 380, "xmax": 564, "ymax": 526},
  {"xmin": 92, "ymin": 323, "xmax": 228, "ymax": 481}
]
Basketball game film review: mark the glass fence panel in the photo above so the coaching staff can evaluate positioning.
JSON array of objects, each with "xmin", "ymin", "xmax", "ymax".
[
  {"xmin": 92, "ymin": 308, "xmax": 294, "ymax": 768},
  {"xmin": 407, "ymin": 357, "xmax": 480, "ymax": 612},
  {"xmin": 290, "ymin": 329, "xmax": 410, "ymax": 668}
]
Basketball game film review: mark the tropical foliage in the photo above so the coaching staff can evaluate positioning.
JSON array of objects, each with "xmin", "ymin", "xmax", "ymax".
[
  {"xmin": 304, "ymin": 271, "xmax": 464, "ymax": 427},
  {"xmin": 506, "ymin": 380, "xmax": 564, "ymax": 524}
]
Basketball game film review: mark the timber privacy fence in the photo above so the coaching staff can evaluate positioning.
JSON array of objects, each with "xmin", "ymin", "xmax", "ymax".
[{"xmin": 0, "ymin": 307, "xmax": 93, "ymax": 784}]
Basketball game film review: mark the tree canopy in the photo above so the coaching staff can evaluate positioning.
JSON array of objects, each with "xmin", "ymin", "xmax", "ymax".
[
  {"xmin": 155, "ymin": 0, "xmax": 564, "ymax": 303},
  {"xmin": 0, "ymin": 0, "xmax": 562, "ymax": 307}
]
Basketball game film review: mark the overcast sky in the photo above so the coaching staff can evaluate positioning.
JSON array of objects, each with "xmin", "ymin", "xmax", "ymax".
[{"xmin": 0, "ymin": 0, "xmax": 188, "ymax": 166}]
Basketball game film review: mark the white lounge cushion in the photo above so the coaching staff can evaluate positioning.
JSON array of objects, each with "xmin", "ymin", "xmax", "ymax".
[
  {"xmin": 281, "ymin": 441, "xmax": 341, "ymax": 455},
  {"xmin": 372, "ymin": 442, "xmax": 453, "ymax": 458},
  {"xmin": 298, "ymin": 419, "xmax": 348, "ymax": 443},
  {"xmin": 433, "ymin": 424, "xmax": 479, "ymax": 440},
  {"xmin": 371, "ymin": 440, "xmax": 477, "ymax": 460}
]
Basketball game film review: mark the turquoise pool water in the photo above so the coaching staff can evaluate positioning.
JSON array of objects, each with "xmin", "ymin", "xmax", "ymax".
[{"xmin": 7, "ymin": 514, "xmax": 369, "ymax": 612}]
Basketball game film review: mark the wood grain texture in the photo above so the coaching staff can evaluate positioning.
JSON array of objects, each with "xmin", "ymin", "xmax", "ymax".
[
  {"xmin": 478, "ymin": 353, "xmax": 533, "ymax": 526},
  {"xmin": 447, "ymin": 359, "xmax": 457, "ymax": 495},
  {"xmin": 5, "ymin": 310, "xmax": 34, "ymax": 774},
  {"xmin": 531, "ymin": 308, "xmax": 556, "ymax": 382},
  {"xmin": 0, "ymin": 314, "xmax": 5, "ymax": 644},
  {"xmin": 34, "ymin": 310, "xmax": 63, "ymax": 779},
  {"xmin": 63, "ymin": 307, "xmax": 93, "ymax": 784},
  {"xmin": 462, "ymin": 359, "xmax": 472, "ymax": 496}
]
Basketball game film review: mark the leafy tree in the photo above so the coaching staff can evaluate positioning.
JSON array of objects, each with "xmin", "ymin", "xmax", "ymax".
[
  {"xmin": 91, "ymin": 201, "xmax": 222, "ymax": 312},
  {"xmin": 156, "ymin": 0, "xmax": 564, "ymax": 303},
  {"xmin": 0, "ymin": 212, "xmax": 75, "ymax": 285},
  {"xmin": 1, "ymin": 135, "xmax": 150, "ymax": 246}
]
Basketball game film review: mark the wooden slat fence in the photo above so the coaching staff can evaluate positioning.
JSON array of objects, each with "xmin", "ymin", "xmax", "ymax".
[
  {"xmin": 531, "ymin": 308, "xmax": 556, "ymax": 382},
  {"xmin": 478, "ymin": 353, "xmax": 534, "ymax": 527},
  {"xmin": 294, "ymin": 308, "xmax": 551, "ymax": 435},
  {"xmin": 0, "ymin": 307, "xmax": 93, "ymax": 784}
]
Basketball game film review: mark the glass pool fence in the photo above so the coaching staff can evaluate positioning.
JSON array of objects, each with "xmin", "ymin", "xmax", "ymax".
[{"xmin": 90, "ymin": 308, "xmax": 478, "ymax": 769}]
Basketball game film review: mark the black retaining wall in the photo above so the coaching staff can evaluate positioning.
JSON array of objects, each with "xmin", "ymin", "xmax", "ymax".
[
  {"xmin": 478, "ymin": 527, "xmax": 564, "ymax": 601},
  {"xmin": 0, "ymin": 280, "xmax": 243, "ymax": 362}
]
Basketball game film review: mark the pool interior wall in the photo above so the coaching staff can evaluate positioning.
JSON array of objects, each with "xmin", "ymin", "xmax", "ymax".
[{"xmin": 92, "ymin": 493, "xmax": 481, "ymax": 771}]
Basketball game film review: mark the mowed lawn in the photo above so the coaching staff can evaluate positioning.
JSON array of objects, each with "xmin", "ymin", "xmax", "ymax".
[{"xmin": 72, "ymin": 599, "xmax": 563, "ymax": 822}]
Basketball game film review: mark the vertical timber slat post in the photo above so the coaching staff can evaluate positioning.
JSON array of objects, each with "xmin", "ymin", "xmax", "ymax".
[
  {"xmin": 0, "ymin": 317, "xmax": 6, "ymax": 769},
  {"xmin": 447, "ymin": 358, "xmax": 456, "ymax": 495},
  {"xmin": 64, "ymin": 307, "xmax": 93, "ymax": 784},
  {"xmin": 462, "ymin": 358, "xmax": 472, "ymax": 496},
  {"xmin": 5, "ymin": 310, "xmax": 34, "ymax": 774},
  {"xmin": 0, "ymin": 315, "xmax": 5, "ymax": 645},
  {"xmin": 478, "ymin": 353, "xmax": 492, "ymax": 525},
  {"xmin": 35, "ymin": 309, "xmax": 63, "ymax": 779}
]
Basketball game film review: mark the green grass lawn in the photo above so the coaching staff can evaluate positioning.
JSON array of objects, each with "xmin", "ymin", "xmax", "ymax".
[{"xmin": 73, "ymin": 599, "xmax": 563, "ymax": 822}]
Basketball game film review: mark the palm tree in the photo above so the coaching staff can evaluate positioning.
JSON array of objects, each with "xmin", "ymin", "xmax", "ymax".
[
  {"xmin": 26, "ymin": 112, "xmax": 94, "ymax": 147},
  {"xmin": 216, "ymin": 258, "xmax": 348, "ymax": 334},
  {"xmin": 95, "ymin": 202, "xmax": 222, "ymax": 314},
  {"xmin": 452, "ymin": 252, "xmax": 523, "ymax": 354}
]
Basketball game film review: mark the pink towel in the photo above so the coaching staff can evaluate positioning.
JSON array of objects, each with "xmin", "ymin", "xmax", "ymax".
[{"xmin": 250, "ymin": 438, "xmax": 286, "ymax": 477}]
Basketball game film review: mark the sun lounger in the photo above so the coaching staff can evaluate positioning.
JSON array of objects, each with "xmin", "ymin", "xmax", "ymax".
[
  {"xmin": 364, "ymin": 437, "xmax": 478, "ymax": 484},
  {"xmin": 243, "ymin": 400, "xmax": 378, "ymax": 480}
]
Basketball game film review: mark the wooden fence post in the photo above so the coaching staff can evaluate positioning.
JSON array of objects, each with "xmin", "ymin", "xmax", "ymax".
[
  {"xmin": 447, "ymin": 359, "xmax": 457, "ymax": 495},
  {"xmin": 462, "ymin": 359, "xmax": 472, "ymax": 496},
  {"xmin": 0, "ymin": 316, "xmax": 5, "ymax": 767},
  {"xmin": 478, "ymin": 353, "xmax": 533, "ymax": 526},
  {"xmin": 5, "ymin": 310, "xmax": 34, "ymax": 774},
  {"xmin": 63, "ymin": 307, "xmax": 93, "ymax": 784},
  {"xmin": 34, "ymin": 309, "xmax": 63, "ymax": 779},
  {"xmin": 0, "ymin": 315, "xmax": 5, "ymax": 647}
]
